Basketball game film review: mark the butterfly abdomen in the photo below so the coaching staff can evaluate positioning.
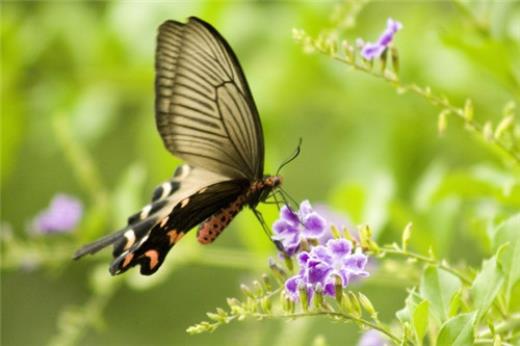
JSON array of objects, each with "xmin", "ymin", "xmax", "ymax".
[{"xmin": 197, "ymin": 194, "xmax": 247, "ymax": 244}]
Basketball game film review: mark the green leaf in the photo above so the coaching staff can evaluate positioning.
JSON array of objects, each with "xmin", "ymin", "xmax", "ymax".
[
  {"xmin": 493, "ymin": 214, "xmax": 520, "ymax": 307},
  {"xmin": 436, "ymin": 313, "xmax": 475, "ymax": 346},
  {"xmin": 470, "ymin": 253, "xmax": 504, "ymax": 323},
  {"xmin": 432, "ymin": 166, "xmax": 520, "ymax": 207},
  {"xmin": 420, "ymin": 266, "xmax": 461, "ymax": 322},
  {"xmin": 395, "ymin": 290, "xmax": 429, "ymax": 345},
  {"xmin": 448, "ymin": 290, "xmax": 463, "ymax": 317},
  {"xmin": 412, "ymin": 300, "xmax": 429, "ymax": 345}
]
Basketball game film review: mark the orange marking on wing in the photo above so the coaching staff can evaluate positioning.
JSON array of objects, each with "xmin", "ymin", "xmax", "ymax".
[
  {"xmin": 145, "ymin": 250, "xmax": 159, "ymax": 269},
  {"xmin": 167, "ymin": 230, "xmax": 182, "ymax": 245},
  {"xmin": 122, "ymin": 253, "xmax": 134, "ymax": 268}
]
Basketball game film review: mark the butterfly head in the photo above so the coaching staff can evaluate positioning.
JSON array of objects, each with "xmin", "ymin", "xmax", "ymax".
[
  {"xmin": 251, "ymin": 175, "xmax": 282, "ymax": 205},
  {"xmin": 264, "ymin": 175, "xmax": 283, "ymax": 188}
]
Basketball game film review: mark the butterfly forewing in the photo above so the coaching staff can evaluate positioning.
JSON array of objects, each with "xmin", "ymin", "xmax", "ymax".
[{"xmin": 155, "ymin": 17, "xmax": 264, "ymax": 180}]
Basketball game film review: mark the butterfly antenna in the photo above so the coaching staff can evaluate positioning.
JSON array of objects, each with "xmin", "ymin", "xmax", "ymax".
[{"xmin": 276, "ymin": 138, "xmax": 303, "ymax": 176}]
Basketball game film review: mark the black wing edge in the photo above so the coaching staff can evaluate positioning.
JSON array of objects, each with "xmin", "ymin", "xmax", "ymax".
[{"xmin": 73, "ymin": 229, "xmax": 126, "ymax": 260}]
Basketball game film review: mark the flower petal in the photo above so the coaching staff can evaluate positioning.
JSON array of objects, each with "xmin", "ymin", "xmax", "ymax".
[
  {"xmin": 344, "ymin": 250, "xmax": 369, "ymax": 272},
  {"xmin": 285, "ymin": 275, "xmax": 300, "ymax": 300},
  {"xmin": 281, "ymin": 205, "xmax": 299, "ymax": 225},
  {"xmin": 309, "ymin": 245, "xmax": 333, "ymax": 264},
  {"xmin": 360, "ymin": 17, "xmax": 403, "ymax": 61},
  {"xmin": 327, "ymin": 238, "xmax": 352, "ymax": 258},
  {"xmin": 298, "ymin": 251, "xmax": 310, "ymax": 266},
  {"xmin": 303, "ymin": 212, "xmax": 326, "ymax": 236},
  {"xmin": 299, "ymin": 200, "xmax": 313, "ymax": 216},
  {"xmin": 361, "ymin": 43, "xmax": 386, "ymax": 60},
  {"xmin": 323, "ymin": 281, "xmax": 336, "ymax": 297},
  {"xmin": 307, "ymin": 261, "xmax": 331, "ymax": 284}
]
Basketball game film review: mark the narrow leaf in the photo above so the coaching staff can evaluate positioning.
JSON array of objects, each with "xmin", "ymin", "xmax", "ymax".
[
  {"xmin": 412, "ymin": 300, "xmax": 429, "ymax": 345},
  {"xmin": 471, "ymin": 254, "xmax": 504, "ymax": 323},
  {"xmin": 493, "ymin": 214, "xmax": 520, "ymax": 306}
]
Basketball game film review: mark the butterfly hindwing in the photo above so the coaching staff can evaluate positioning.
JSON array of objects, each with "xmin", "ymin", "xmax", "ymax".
[
  {"xmin": 74, "ymin": 165, "xmax": 230, "ymax": 260},
  {"xmin": 111, "ymin": 179, "xmax": 250, "ymax": 275}
]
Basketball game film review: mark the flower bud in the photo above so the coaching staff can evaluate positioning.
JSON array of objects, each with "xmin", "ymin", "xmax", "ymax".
[
  {"xmin": 358, "ymin": 292, "xmax": 377, "ymax": 319},
  {"xmin": 240, "ymin": 284, "xmax": 254, "ymax": 298},
  {"xmin": 348, "ymin": 291, "xmax": 362, "ymax": 317},
  {"xmin": 298, "ymin": 281, "xmax": 309, "ymax": 312},
  {"xmin": 262, "ymin": 273, "xmax": 272, "ymax": 291},
  {"xmin": 401, "ymin": 222, "xmax": 413, "ymax": 252},
  {"xmin": 334, "ymin": 275, "xmax": 343, "ymax": 303},
  {"xmin": 391, "ymin": 47, "xmax": 399, "ymax": 73},
  {"xmin": 253, "ymin": 280, "xmax": 264, "ymax": 296},
  {"xmin": 330, "ymin": 225, "xmax": 341, "ymax": 239},
  {"xmin": 313, "ymin": 283, "xmax": 324, "ymax": 309},
  {"xmin": 341, "ymin": 292, "xmax": 353, "ymax": 312},
  {"xmin": 463, "ymin": 99, "xmax": 474, "ymax": 122},
  {"xmin": 269, "ymin": 257, "xmax": 287, "ymax": 283},
  {"xmin": 283, "ymin": 254, "xmax": 294, "ymax": 272},
  {"xmin": 261, "ymin": 296, "xmax": 272, "ymax": 313}
]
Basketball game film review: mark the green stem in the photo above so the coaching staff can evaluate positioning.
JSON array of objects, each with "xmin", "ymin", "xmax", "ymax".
[
  {"xmin": 381, "ymin": 246, "xmax": 472, "ymax": 285},
  {"xmin": 477, "ymin": 313, "xmax": 520, "ymax": 339},
  {"xmin": 324, "ymin": 48, "xmax": 520, "ymax": 167},
  {"xmin": 250, "ymin": 311, "xmax": 403, "ymax": 345},
  {"xmin": 474, "ymin": 339, "xmax": 513, "ymax": 346}
]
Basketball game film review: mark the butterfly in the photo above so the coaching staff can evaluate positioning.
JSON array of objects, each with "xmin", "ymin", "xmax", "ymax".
[{"xmin": 73, "ymin": 17, "xmax": 285, "ymax": 276}]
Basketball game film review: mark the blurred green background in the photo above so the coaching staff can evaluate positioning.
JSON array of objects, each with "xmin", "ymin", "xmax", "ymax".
[{"xmin": 2, "ymin": 1, "xmax": 519, "ymax": 345}]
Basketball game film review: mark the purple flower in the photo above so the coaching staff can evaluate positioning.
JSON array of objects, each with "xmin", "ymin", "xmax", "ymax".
[
  {"xmin": 285, "ymin": 238, "xmax": 369, "ymax": 302},
  {"xmin": 272, "ymin": 200, "xmax": 327, "ymax": 256},
  {"xmin": 360, "ymin": 18, "xmax": 403, "ymax": 60},
  {"xmin": 32, "ymin": 194, "xmax": 83, "ymax": 234},
  {"xmin": 358, "ymin": 329, "xmax": 388, "ymax": 346}
]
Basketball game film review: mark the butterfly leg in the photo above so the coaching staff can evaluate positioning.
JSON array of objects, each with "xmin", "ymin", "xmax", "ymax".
[{"xmin": 251, "ymin": 207, "xmax": 272, "ymax": 238}]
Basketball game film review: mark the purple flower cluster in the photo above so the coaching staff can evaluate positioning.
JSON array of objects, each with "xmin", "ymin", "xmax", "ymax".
[
  {"xmin": 272, "ymin": 201, "xmax": 327, "ymax": 256},
  {"xmin": 271, "ymin": 200, "xmax": 369, "ymax": 303},
  {"xmin": 32, "ymin": 194, "xmax": 83, "ymax": 234},
  {"xmin": 286, "ymin": 238, "xmax": 369, "ymax": 301},
  {"xmin": 360, "ymin": 18, "xmax": 403, "ymax": 60}
]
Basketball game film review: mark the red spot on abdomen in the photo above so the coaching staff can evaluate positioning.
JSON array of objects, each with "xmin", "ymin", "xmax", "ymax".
[{"xmin": 197, "ymin": 195, "xmax": 246, "ymax": 244}]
